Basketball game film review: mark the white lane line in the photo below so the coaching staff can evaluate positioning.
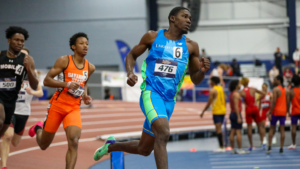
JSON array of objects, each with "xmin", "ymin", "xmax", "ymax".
[
  {"xmin": 9, "ymin": 137, "xmax": 96, "ymax": 157},
  {"xmin": 210, "ymin": 156, "xmax": 300, "ymax": 161},
  {"xmin": 27, "ymin": 113, "xmax": 213, "ymax": 122},
  {"xmin": 212, "ymin": 164, "xmax": 300, "ymax": 168},
  {"xmin": 209, "ymin": 153, "xmax": 298, "ymax": 157},
  {"xmin": 211, "ymin": 159, "xmax": 300, "ymax": 164},
  {"xmin": 30, "ymin": 107, "xmax": 197, "ymax": 115},
  {"xmin": 25, "ymin": 116, "xmax": 212, "ymax": 130},
  {"xmin": 14, "ymin": 120, "xmax": 213, "ymax": 142}
]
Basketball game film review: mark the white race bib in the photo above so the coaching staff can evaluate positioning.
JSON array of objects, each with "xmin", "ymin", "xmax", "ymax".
[
  {"xmin": 0, "ymin": 78, "xmax": 16, "ymax": 91},
  {"xmin": 67, "ymin": 86, "xmax": 85, "ymax": 98},
  {"xmin": 16, "ymin": 91, "xmax": 26, "ymax": 102},
  {"xmin": 15, "ymin": 64, "xmax": 24, "ymax": 75},
  {"xmin": 154, "ymin": 59, "xmax": 177, "ymax": 78},
  {"xmin": 173, "ymin": 47, "xmax": 182, "ymax": 59},
  {"xmin": 261, "ymin": 103, "xmax": 270, "ymax": 109}
]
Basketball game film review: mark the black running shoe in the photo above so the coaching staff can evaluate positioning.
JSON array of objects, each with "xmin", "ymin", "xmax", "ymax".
[{"xmin": 279, "ymin": 148, "xmax": 283, "ymax": 153}]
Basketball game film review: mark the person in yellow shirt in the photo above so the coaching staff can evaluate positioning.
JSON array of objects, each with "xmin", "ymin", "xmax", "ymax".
[{"xmin": 201, "ymin": 76, "xmax": 226, "ymax": 152}]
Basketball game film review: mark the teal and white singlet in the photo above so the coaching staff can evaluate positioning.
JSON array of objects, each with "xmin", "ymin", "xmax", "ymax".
[{"xmin": 140, "ymin": 29, "xmax": 189, "ymax": 136}]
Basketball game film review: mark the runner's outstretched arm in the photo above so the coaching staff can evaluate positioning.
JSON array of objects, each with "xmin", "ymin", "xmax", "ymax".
[
  {"xmin": 125, "ymin": 31, "xmax": 157, "ymax": 86},
  {"xmin": 200, "ymin": 89, "xmax": 217, "ymax": 118},
  {"xmin": 188, "ymin": 41, "xmax": 210, "ymax": 85},
  {"xmin": 255, "ymin": 88, "xmax": 266, "ymax": 100}
]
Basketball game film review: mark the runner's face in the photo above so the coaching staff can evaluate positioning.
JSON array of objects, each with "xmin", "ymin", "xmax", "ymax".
[
  {"xmin": 74, "ymin": 37, "xmax": 88, "ymax": 56},
  {"xmin": 262, "ymin": 84, "xmax": 267, "ymax": 92},
  {"xmin": 173, "ymin": 10, "xmax": 191, "ymax": 34},
  {"xmin": 237, "ymin": 82, "xmax": 241, "ymax": 90},
  {"xmin": 8, "ymin": 33, "xmax": 25, "ymax": 53}
]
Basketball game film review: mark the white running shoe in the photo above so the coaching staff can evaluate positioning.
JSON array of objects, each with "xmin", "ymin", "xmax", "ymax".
[
  {"xmin": 236, "ymin": 149, "xmax": 250, "ymax": 155},
  {"xmin": 214, "ymin": 148, "xmax": 226, "ymax": 153},
  {"xmin": 272, "ymin": 136, "xmax": 277, "ymax": 145},
  {"xmin": 263, "ymin": 137, "xmax": 267, "ymax": 145},
  {"xmin": 288, "ymin": 144, "xmax": 296, "ymax": 150}
]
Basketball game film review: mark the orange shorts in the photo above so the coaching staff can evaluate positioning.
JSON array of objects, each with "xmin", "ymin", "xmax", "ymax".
[{"xmin": 44, "ymin": 100, "xmax": 82, "ymax": 133}]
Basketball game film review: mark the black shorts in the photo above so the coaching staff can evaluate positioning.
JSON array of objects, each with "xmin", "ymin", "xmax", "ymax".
[
  {"xmin": 10, "ymin": 114, "xmax": 29, "ymax": 135},
  {"xmin": 213, "ymin": 115, "xmax": 225, "ymax": 124},
  {"xmin": 0, "ymin": 97, "xmax": 16, "ymax": 125},
  {"xmin": 230, "ymin": 112, "xmax": 243, "ymax": 129}
]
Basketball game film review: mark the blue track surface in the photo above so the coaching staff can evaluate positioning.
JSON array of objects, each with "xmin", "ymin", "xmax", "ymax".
[{"xmin": 90, "ymin": 147, "xmax": 300, "ymax": 169}]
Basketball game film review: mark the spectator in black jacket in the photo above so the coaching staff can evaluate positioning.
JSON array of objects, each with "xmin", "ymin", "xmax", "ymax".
[
  {"xmin": 231, "ymin": 58, "xmax": 242, "ymax": 76},
  {"xmin": 274, "ymin": 47, "xmax": 283, "ymax": 75}
]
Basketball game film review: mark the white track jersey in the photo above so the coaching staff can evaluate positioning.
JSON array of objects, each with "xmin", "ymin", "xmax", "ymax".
[
  {"xmin": 15, "ymin": 80, "xmax": 33, "ymax": 116},
  {"xmin": 211, "ymin": 68, "xmax": 218, "ymax": 77}
]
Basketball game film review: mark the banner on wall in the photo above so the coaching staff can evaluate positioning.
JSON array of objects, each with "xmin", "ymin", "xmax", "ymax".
[
  {"xmin": 102, "ymin": 71, "xmax": 125, "ymax": 87},
  {"xmin": 115, "ymin": 40, "xmax": 139, "ymax": 72}
]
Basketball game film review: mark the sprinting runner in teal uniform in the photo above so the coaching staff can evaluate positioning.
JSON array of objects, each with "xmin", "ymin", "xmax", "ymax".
[{"xmin": 94, "ymin": 7, "xmax": 210, "ymax": 169}]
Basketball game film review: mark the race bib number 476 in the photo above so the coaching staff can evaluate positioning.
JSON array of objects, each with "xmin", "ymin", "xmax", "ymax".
[
  {"xmin": 0, "ymin": 78, "xmax": 16, "ymax": 91},
  {"xmin": 154, "ymin": 59, "xmax": 178, "ymax": 78}
]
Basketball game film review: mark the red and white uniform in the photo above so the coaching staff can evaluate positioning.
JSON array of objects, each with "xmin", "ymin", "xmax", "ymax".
[{"xmin": 261, "ymin": 92, "xmax": 271, "ymax": 121}]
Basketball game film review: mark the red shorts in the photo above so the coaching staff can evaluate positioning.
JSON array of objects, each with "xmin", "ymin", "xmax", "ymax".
[
  {"xmin": 295, "ymin": 61, "xmax": 299, "ymax": 67},
  {"xmin": 245, "ymin": 106, "xmax": 263, "ymax": 124},
  {"xmin": 44, "ymin": 100, "xmax": 82, "ymax": 133},
  {"xmin": 261, "ymin": 109, "xmax": 269, "ymax": 121}
]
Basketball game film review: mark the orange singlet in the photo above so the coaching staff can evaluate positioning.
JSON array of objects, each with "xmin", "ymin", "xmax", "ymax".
[
  {"xmin": 273, "ymin": 86, "xmax": 287, "ymax": 116},
  {"xmin": 292, "ymin": 88, "xmax": 300, "ymax": 115},
  {"xmin": 44, "ymin": 55, "xmax": 89, "ymax": 133}
]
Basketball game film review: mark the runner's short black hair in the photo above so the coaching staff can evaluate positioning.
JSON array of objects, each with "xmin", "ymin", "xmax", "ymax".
[
  {"xmin": 210, "ymin": 77, "xmax": 220, "ymax": 85},
  {"xmin": 292, "ymin": 75, "xmax": 300, "ymax": 86},
  {"xmin": 229, "ymin": 80, "xmax": 239, "ymax": 92},
  {"xmin": 275, "ymin": 75, "xmax": 283, "ymax": 86},
  {"xmin": 69, "ymin": 32, "xmax": 89, "ymax": 51},
  {"xmin": 168, "ymin": 6, "xmax": 189, "ymax": 22},
  {"xmin": 5, "ymin": 26, "xmax": 29, "ymax": 40}
]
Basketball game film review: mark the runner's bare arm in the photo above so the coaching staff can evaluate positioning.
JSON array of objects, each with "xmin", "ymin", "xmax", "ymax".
[
  {"xmin": 24, "ymin": 55, "xmax": 39, "ymax": 90},
  {"xmin": 200, "ymin": 88, "xmax": 217, "ymax": 117},
  {"xmin": 125, "ymin": 31, "xmax": 157, "ymax": 86},
  {"xmin": 239, "ymin": 90, "xmax": 246, "ymax": 99},
  {"xmin": 233, "ymin": 92, "xmax": 241, "ymax": 118},
  {"xmin": 26, "ymin": 83, "xmax": 44, "ymax": 97},
  {"xmin": 189, "ymin": 41, "xmax": 210, "ymax": 85},
  {"xmin": 268, "ymin": 87, "xmax": 279, "ymax": 116},
  {"xmin": 258, "ymin": 98, "xmax": 262, "ymax": 111},
  {"xmin": 43, "ymin": 56, "xmax": 71, "ymax": 88},
  {"xmin": 255, "ymin": 88, "xmax": 266, "ymax": 100}
]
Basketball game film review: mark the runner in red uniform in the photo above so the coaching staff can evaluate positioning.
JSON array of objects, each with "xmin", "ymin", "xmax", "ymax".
[
  {"xmin": 259, "ymin": 83, "xmax": 272, "ymax": 146},
  {"xmin": 229, "ymin": 80, "xmax": 249, "ymax": 154},
  {"xmin": 240, "ymin": 78, "xmax": 266, "ymax": 150}
]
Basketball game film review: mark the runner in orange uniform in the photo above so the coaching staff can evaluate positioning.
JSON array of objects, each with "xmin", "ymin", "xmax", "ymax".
[
  {"xmin": 288, "ymin": 75, "xmax": 300, "ymax": 150},
  {"xmin": 266, "ymin": 75, "xmax": 289, "ymax": 154},
  {"xmin": 28, "ymin": 32, "xmax": 95, "ymax": 169}
]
